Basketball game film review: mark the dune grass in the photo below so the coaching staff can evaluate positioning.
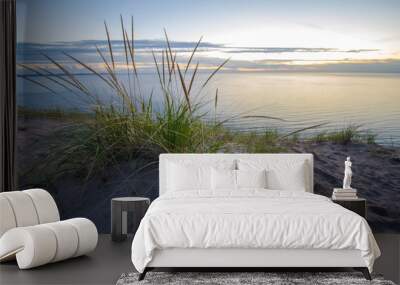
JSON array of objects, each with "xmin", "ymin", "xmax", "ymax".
[
  {"xmin": 18, "ymin": 16, "xmax": 373, "ymax": 184},
  {"xmin": 17, "ymin": 17, "xmax": 242, "ymax": 181},
  {"xmin": 310, "ymin": 125, "xmax": 376, "ymax": 144},
  {"xmin": 219, "ymin": 129, "xmax": 288, "ymax": 153}
]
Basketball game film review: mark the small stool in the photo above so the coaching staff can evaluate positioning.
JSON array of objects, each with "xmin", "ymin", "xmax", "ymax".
[{"xmin": 111, "ymin": 197, "xmax": 150, "ymax": 242}]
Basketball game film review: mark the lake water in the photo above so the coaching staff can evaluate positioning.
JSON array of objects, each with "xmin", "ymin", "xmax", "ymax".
[{"xmin": 17, "ymin": 72, "xmax": 400, "ymax": 145}]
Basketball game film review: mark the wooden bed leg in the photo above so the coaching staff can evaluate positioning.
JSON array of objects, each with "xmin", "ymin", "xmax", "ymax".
[
  {"xmin": 361, "ymin": 268, "xmax": 372, "ymax": 281},
  {"xmin": 354, "ymin": 267, "xmax": 371, "ymax": 280},
  {"xmin": 138, "ymin": 268, "xmax": 148, "ymax": 281}
]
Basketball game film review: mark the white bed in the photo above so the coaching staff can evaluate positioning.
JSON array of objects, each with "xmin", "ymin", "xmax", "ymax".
[{"xmin": 131, "ymin": 154, "xmax": 380, "ymax": 280}]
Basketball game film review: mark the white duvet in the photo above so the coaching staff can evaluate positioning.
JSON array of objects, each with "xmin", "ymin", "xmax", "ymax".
[{"xmin": 131, "ymin": 190, "xmax": 380, "ymax": 273}]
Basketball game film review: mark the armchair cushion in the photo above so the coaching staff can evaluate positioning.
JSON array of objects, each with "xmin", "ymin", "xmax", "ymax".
[
  {"xmin": 0, "ymin": 218, "xmax": 98, "ymax": 269},
  {"xmin": 0, "ymin": 189, "xmax": 98, "ymax": 269}
]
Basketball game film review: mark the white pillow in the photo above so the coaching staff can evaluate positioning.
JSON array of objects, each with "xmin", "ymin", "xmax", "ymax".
[
  {"xmin": 166, "ymin": 159, "xmax": 236, "ymax": 193},
  {"xmin": 267, "ymin": 161, "xmax": 307, "ymax": 191},
  {"xmin": 211, "ymin": 168, "xmax": 236, "ymax": 190},
  {"xmin": 167, "ymin": 162, "xmax": 211, "ymax": 191},
  {"xmin": 236, "ymin": 169, "xmax": 267, "ymax": 189},
  {"xmin": 238, "ymin": 159, "xmax": 307, "ymax": 191}
]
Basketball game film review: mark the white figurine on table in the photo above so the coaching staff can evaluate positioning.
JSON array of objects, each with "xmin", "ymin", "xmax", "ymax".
[{"xmin": 343, "ymin": 156, "xmax": 353, "ymax": 189}]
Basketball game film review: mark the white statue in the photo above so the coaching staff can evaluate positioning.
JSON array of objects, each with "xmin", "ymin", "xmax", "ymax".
[{"xmin": 343, "ymin": 156, "xmax": 352, "ymax": 189}]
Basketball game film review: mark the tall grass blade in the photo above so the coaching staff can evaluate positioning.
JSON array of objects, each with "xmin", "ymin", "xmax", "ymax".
[
  {"xmin": 36, "ymin": 66, "xmax": 80, "ymax": 89},
  {"xmin": 166, "ymin": 47, "xmax": 171, "ymax": 79},
  {"xmin": 152, "ymin": 50, "xmax": 164, "ymax": 89},
  {"xmin": 184, "ymin": 36, "xmax": 203, "ymax": 75},
  {"xmin": 62, "ymin": 52, "xmax": 114, "ymax": 90},
  {"xmin": 242, "ymin": 115, "xmax": 287, "ymax": 122},
  {"xmin": 120, "ymin": 15, "xmax": 132, "ymax": 97},
  {"xmin": 279, "ymin": 122, "xmax": 328, "ymax": 140},
  {"xmin": 35, "ymin": 67, "xmax": 83, "ymax": 94},
  {"xmin": 120, "ymin": 16, "xmax": 129, "ymax": 66},
  {"xmin": 187, "ymin": 62, "xmax": 199, "ymax": 95},
  {"xmin": 19, "ymin": 63, "xmax": 78, "ymax": 95},
  {"xmin": 176, "ymin": 63, "xmax": 191, "ymax": 112},
  {"xmin": 162, "ymin": 50, "xmax": 165, "ymax": 86},
  {"xmin": 20, "ymin": 76, "xmax": 58, "ymax": 95},
  {"xmin": 214, "ymin": 88, "xmax": 218, "ymax": 122},
  {"xmin": 124, "ymin": 29, "xmax": 138, "ymax": 77},
  {"xmin": 202, "ymin": 57, "xmax": 230, "ymax": 88},
  {"xmin": 95, "ymin": 46, "xmax": 131, "ymax": 105},
  {"xmin": 214, "ymin": 88, "xmax": 218, "ymax": 111},
  {"xmin": 104, "ymin": 21, "xmax": 115, "ymax": 70},
  {"xmin": 164, "ymin": 28, "xmax": 174, "ymax": 70},
  {"xmin": 41, "ymin": 53, "xmax": 91, "ymax": 97},
  {"xmin": 131, "ymin": 16, "xmax": 135, "ymax": 62}
]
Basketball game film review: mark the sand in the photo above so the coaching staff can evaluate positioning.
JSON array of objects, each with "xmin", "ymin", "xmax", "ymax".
[
  {"xmin": 292, "ymin": 142, "xmax": 400, "ymax": 232},
  {"xmin": 17, "ymin": 117, "xmax": 400, "ymax": 233}
]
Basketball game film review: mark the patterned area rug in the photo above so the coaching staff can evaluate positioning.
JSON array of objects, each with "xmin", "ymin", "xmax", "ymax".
[{"xmin": 116, "ymin": 272, "xmax": 396, "ymax": 285}]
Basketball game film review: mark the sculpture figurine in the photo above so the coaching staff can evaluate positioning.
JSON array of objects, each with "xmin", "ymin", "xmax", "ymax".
[{"xmin": 343, "ymin": 156, "xmax": 353, "ymax": 189}]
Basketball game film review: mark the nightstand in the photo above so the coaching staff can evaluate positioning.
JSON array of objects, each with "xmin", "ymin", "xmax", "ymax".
[
  {"xmin": 332, "ymin": 198, "xmax": 366, "ymax": 218},
  {"xmin": 111, "ymin": 197, "xmax": 150, "ymax": 242}
]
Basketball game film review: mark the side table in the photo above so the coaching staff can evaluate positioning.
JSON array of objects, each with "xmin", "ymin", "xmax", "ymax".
[
  {"xmin": 111, "ymin": 197, "xmax": 150, "ymax": 242},
  {"xmin": 332, "ymin": 198, "xmax": 367, "ymax": 218}
]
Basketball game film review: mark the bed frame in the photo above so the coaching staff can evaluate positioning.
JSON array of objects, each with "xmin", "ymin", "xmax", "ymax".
[
  {"xmin": 141, "ymin": 248, "xmax": 370, "ymax": 280},
  {"xmin": 139, "ymin": 154, "xmax": 371, "ymax": 280}
]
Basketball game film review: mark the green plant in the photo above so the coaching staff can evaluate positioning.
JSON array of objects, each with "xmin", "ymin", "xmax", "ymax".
[
  {"xmin": 310, "ymin": 125, "xmax": 376, "ymax": 145},
  {"xmin": 18, "ymin": 16, "xmax": 330, "ymax": 185},
  {"xmin": 18, "ymin": 16, "xmax": 232, "ymax": 181}
]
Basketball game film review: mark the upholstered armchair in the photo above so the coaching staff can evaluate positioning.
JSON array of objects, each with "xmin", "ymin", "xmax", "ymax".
[{"xmin": 0, "ymin": 189, "xmax": 98, "ymax": 269}]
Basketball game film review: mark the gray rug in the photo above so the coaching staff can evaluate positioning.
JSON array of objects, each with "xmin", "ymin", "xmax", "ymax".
[{"xmin": 116, "ymin": 272, "xmax": 396, "ymax": 285}]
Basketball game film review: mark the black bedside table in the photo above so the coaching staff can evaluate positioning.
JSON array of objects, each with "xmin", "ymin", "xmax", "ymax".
[
  {"xmin": 332, "ymin": 198, "xmax": 366, "ymax": 218},
  {"xmin": 111, "ymin": 197, "xmax": 150, "ymax": 242}
]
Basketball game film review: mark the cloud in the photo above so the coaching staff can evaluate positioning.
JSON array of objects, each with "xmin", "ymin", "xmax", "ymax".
[
  {"xmin": 224, "ymin": 47, "xmax": 379, "ymax": 54},
  {"xmin": 225, "ymin": 47, "xmax": 334, "ymax": 53},
  {"xmin": 309, "ymin": 59, "xmax": 400, "ymax": 73},
  {"xmin": 345, "ymin": 49, "xmax": 379, "ymax": 53},
  {"xmin": 16, "ymin": 40, "xmax": 398, "ymax": 74},
  {"xmin": 231, "ymin": 58, "xmax": 400, "ymax": 73},
  {"xmin": 17, "ymin": 40, "xmax": 222, "ymax": 54},
  {"xmin": 18, "ymin": 40, "xmax": 379, "ymax": 56}
]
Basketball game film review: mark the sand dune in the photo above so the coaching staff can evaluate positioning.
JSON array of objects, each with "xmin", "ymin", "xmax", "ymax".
[{"xmin": 17, "ymin": 117, "xmax": 400, "ymax": 233}]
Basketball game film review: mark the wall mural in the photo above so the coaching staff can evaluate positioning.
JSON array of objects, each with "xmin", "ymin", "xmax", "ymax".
[{"xmin": 16, "ymin": 0, "xmax": 400, "ymax": 233}]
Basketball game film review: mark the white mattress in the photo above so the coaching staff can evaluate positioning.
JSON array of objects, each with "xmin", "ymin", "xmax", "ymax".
[{"xmin": 131, "ymin": 190, "xmax": 380, "ymax": 273}]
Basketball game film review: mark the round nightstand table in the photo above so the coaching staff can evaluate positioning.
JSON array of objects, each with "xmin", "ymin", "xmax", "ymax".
[{"xmin": 111, "ymin": 197, "xmax": 150, "ymax": 242}]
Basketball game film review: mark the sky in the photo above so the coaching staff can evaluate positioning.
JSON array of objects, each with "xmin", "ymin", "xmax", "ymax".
[{"xmin": 16, "ymin": 0, "xmax": 400, "ymax": 73}]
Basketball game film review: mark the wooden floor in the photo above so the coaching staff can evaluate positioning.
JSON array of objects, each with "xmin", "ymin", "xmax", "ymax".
[
  {"xmin": 0, "ymin": 234, "xmax": 399, "ymax": 285},
  {"xmin": 0, "ymin": 235, "xmax": 133, "ymax": 285}
]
